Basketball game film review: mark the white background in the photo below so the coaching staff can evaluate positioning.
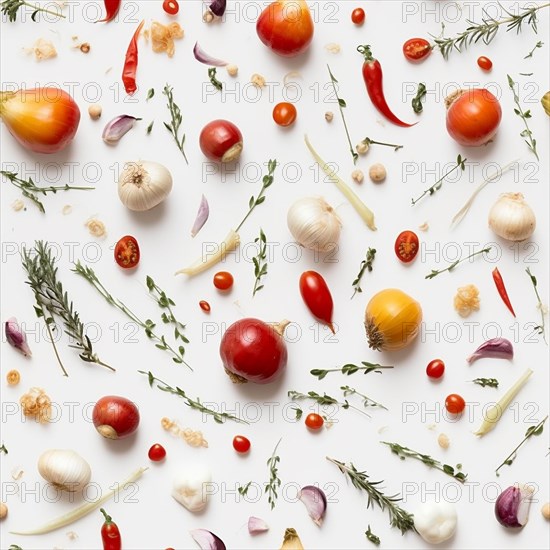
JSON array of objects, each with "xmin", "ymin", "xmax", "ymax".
[{"xmin": 1, "ymin": 1, "xmax": 549, "ymax": 549}]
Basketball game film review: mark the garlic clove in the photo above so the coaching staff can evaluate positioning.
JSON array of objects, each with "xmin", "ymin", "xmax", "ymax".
[
  {"xmin": 102, "ymin": 115, "xmax": 141, "ymax": 144},
  {"xmin": 190, "ymin": 528, "xmax": 226, "ymax": 549},
  {"xmin": 37, "ymin": 449, "xmax": 92, "ymax": 492},
  {"xmin": 298, "ymin": 485, "xmax": 327, "ymax": 526},
  {"xmin": 248, "ymin": 516, "xmax": 269, "ymax": 534},
  {"xmin": 172, "ymin": 464, "xmax": 212, "ymax": 513},
  {"xmin": 5, "ymin": 317, "xmax": 32, "ymax": 356}
]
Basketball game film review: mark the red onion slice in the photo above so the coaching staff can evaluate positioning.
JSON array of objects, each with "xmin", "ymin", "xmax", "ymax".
[
  {"xmin": 190, "ymin": 529, "xmax": 226, "ymax": 549},
  {"xmin": 193, "ymin": 42, "xmax": 228, "ymax": 66},
  {"xmin": 495, "ymin": 485, "xmax": 533, "ymax": 528},
  {"xmin": 5, "ymin": 317, "xmax": 32, "ymax": 356},
  {"xmin": 209, "ymin": 0, "xmax": 227, "ymax": 16},
  {"xmin": 248, "ymin": 516, "xmax": 269, "ymax": 534}
]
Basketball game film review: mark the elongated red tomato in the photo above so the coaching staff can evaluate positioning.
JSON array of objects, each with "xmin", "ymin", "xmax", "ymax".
[
  {"xmin": 394, "ymin": 231, "xmax": 419, "ymax": 263},
  {"xmin": 299, "ymin": 271, "xmax": 335, "ymax": 333},
  {"xmin": 403, "ymin": 38, "xmax": 432, "ymax": 62}
]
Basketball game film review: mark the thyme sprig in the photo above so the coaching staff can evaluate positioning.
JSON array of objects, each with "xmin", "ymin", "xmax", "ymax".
[
  {"xmin": 411, "ymin": 155, "xmax": 467, "ymax": 206},
  {"xmin": 238, "ymin": 482, "xmax": 252, "ymax": 496},
  {"xmin": 351, "ymin": 248, "xmax": 376, "ymax": 299},
  {"xmin": 526, "ymin": 268, "xmax": 547, "ymax": 344},
  {"xmin": 327, "ymin": 457, "xmax": 415, "ymax": 534},
  {"xmin": 139, "ymin": 370, "xmax": 247, "ymax": 424},
  {"xmin": 265, "ymin": 439, "xmax": 282, "ymax": 510},
  {"xmin": 425, "ymin": 247, "xmax": 492, "ymax": 279},
  {"xmin": 507, "ymin": 74, "xmax": 539, "ymax": 160},
  {"xmin": 412, "ymin": 83, "xmax": 427, "ymax": 113},
  {"xmin": 472, "ymin": 378, "xmax": 499, "ymax": 388},
  {"xmin": 208, "ymin": 67, "xmax": 223, "ymax": 91},
  {"xmin": 359, "ymin": 137, "xmax": 403, "ymax": 152},
  {"xmin": 365, "ymin": 525, "xmax": 380, "ymax": 546},
  {"xmin": 288, "ymin": 390, "xmax": 370, "ymax": 417},
  {"xmin": 1, "ymin": 171, "xmax": 93, "ymax": 213},
  {"xmin": 524, "ymin": 40, "xmax": 543, "ymax": 58},
  {"xmin": 311, "ymin": 361, "xmax": 393, "ymax": 380},
  {"xmin": 162, "ymin": 84, "xmax": 188, "ymax": 164},
  {"xmin": 341, "ymin": 385, "xmax": 388, "ymax": 411},
  {"xmin": 1, "ymin": 0, "xmax": 65, "ymax": 21},
  {"xmin": 381, "ymin": 441, "xmax": 467, "ymax": 483},
  {"xmin": 252, "ymin": 228, "xmax": 268, "ymax": 296}
]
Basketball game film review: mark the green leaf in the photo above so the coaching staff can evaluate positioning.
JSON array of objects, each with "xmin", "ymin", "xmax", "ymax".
[
  {"xmin": 338, "ymin": 98, "xmax": 347, "ymax": 108},
  {"xmin": 146, "ymin": 276, "xmax": 155, "ymax": 290}
]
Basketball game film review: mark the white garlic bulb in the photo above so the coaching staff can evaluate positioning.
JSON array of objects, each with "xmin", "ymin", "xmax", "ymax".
[
  {"xmin": 38, "ymin": 449, "xmax": 91, "ymax": 492},
  {"xmin": 172, "ymin": 464, "xmax": 212, "ymax": 513},
  {"xmin": 287, "ymin": 197, "xmax": 342, "ymax": 252},
  {"xmin": 117, "ymin": 160, "xmax": 173, "ymax": 211},
  {"xmin": 488, "ymin": 192, "xmax": 536, "ymax": 241}
]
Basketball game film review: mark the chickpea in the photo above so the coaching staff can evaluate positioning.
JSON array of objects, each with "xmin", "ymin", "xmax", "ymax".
[
  {"xmin": 542, "ymin": 502, "xmax": 550, "ymax": 520},
  {"xmin": 88, "ymin": 104, "xmax": 102, "ymax": 120},
  {"xmin": 226, "ymin": 64, "xmax": 238, "ymax": 77},
  {"xmin": 369, "ymin": 163, "xmax": 387, "ymax": 183},
  {"xmin": 325, "ymin": 111, "xmax": 334, "ymax": 122}
]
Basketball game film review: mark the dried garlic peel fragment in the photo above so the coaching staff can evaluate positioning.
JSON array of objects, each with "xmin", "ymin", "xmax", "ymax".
[
  {"xmin": 161, "ymin": 418, "xmax": 208, "ymax": 448},
  {"xmin": 454, "ymin": 284, "xmax": 480, "ymax": 318},
  {"xmin": 151, "ymin": 21, "xmax": 184, "ymax": 58}
]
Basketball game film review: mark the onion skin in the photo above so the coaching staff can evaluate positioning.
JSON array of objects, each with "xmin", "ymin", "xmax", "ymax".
[
  {"xmin": 92, "ymin": 396, "xmax": 140, "ymax": 440},
  {"xmin": 0, "ymin": 88, "xmax": 80, "ymax": 153},
  {"xmin": 446, "ymin": 89, "xmax": 501, "ymax": 147},
  {"xmin": 199, "ymin": 119, "xmax": 243, "ymax": 163}
]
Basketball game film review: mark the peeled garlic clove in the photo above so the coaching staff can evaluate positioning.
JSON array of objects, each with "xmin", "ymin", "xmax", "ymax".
[
  {"xmin": 5, "ymin": 317, "xmax": 32, "ymax": 356},
  {"xmin": 414, "ymin": 502, "xmax": 457, "ymax": 544},
  {"xmin": 298, "ymin": 485, "xmax": 327, "ymax": 526},
  {"xmin": 102, "ymin": 115, "xmax": 141, "ymax": 144},
  {"xmin": 248, "ymin": 516, "xmax": 269, "ymax": 534},
  {"xmin": 172, "ymin": 464, "xmax": 212, "ymax": 513},
  {"xmin": 190, "ymin": 528, "xmax": 226, "ymax": 549},
  {"xmin": 38, "ymin": 449, "xmax": 91, "ymax": 492}
]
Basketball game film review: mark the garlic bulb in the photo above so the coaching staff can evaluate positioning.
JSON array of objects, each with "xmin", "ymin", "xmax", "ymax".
[
  {"xmin": 488, "ymin": 192, "xmax": 536, "ymax": 241},
  {"xmin": 117, "ymin": 160, "xmax": 173, "ymax": 211},
  {"xmin": 414, "ymin": 502, "xmax": 457, "ymax": 544},
  {"xmin": 287, "ymin": 197, "xmax": 342, "ymax": 252},
  {"xmin": 172, "ymin": 464, "xmax": 211, "ymax": 513},
  {"xmin": 38, "ymin": 450, "xmax": 91, "ymax": 492}
]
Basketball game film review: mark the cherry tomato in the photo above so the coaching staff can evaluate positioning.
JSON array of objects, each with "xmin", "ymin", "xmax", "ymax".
[
  {"xmin": 351, "ymin": 7, "xmax": 365, "ymax": 25},
  {"xmin": 445, "ymin": 394, "xmax": 466, "ymax": 414},
  {"xmin": 272, "ymin": 102, "xmax": 297, "ymax": 127},
  {"xmin": 394, "ymin": 230, "xmax": 419, "ymax": 263},
  {"xmin": 213, "ymin": 271, "xmax": 234, "ymax": 291},
  {"xmin": 162, "ymin": 0, "xmax": 179, "ymax": 15},
  {"xmin": 305, "ymin": 413, "xmax": 324, "ymax": 430},
  {"xmin": 232, "ymin": 435, "xmax": 251, "ymax": 453},
  {"xmin": 148, "ymin": 443, "xmax": 166, "ymax": 461},
  {"xmin": 114, "ymin": 235, "xmax": 140, "ymax": 269},
  {"xmin": 299, "ymin": 271, "xmax": 335, "ymax": 332},
  {"xmin": 477, "ymin": 56, "xmax": 493, "ymax": 71},
  {"xmin": 426, "ymin": 359, "xmax": 445, "ymax": 379},
  {"xmin": 199, "ymin": 300, "xmax": 211, "ymax": 312},
  {"xmin": 403, "ymin": 38, "xmax": 432, "ymax": 63}
]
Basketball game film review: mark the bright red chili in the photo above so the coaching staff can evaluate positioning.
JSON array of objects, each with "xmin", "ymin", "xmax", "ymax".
[
  {"xmin": 97, "ymin": 0, "xmax": 121, "ymax": 22},
  {"xmin": 357, "ymin": 44, "xmax": 415, "ymax": 127},
  {"xmin": 299, "ymin": 271, "xmax": 335, "ymax": 333},
  {"xmin": 122, "ymin": 20, "xmax": 145, "ymax": 95},
  {"xmin": 100, "ymin": 508, "xmax": 121, "ymax": 550},
  {"xmin": 492, "ymin": 267, "xmax": 516, "ymax": 317}
]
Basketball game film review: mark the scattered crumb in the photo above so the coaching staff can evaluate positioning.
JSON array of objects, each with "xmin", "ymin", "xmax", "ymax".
[
  {"xmin": 62, "ymin": 205, "xmax": 73, "ymax": 215},
  {"xmin": 351, "ymin": 169, "xmax": 364, "ymax": 184},
  {"xmin": 542, "ymin": 502, "xmax": 550, "ymax": 520},
  {"xmin": 325, "ymin": 43, "xmax": 341, "ymax": 54},
  {"xmin": 12, "ymin": 199, "xmax": 25, "ymax": 212},
  {"xmin": 105, "ymin": 67, "xmax": 112, "ymax": 74},
  {"xmin": 28, "ymin": 38, "xmax": 57, "ymax": 61},
  {"xmin": 283, "ymin": 71, "xmax": 302, "ymax": 85},
  {"xmin": 324, "ymin": 418, "xmax": 334, "ymax": 429},
  {"xmin": 79, "ymin": 42, "xmax": 91, "ymax": 53},
  {"xmin": 203, "ymin": 9, "xmax": 215, "ymax": 23},
  {"xmin": 20, "ymin": 387, "xmax": 52, "ymax": 423},
  {"xmin": 6, "ymin": 370, "xmax": 20, "ymax": 386},
  {"xmin": 356, "ymin": 141, "xmax": 369, "ymax": 155},
  {"xmin": 377, "ymin": 425, "xmax": 388, "ymax": 434},
  {"xmin": 438, "ymin": 433, "xmax": 450, "ymax": 449},
  {"xmin": 151, "ymin": 21, "xmax": 184, "ymax": 58},
  {"xmin": 427, "ymin": 423, "xmax": 437, "ymax": 431},
  {"xmin": 161, "ymin": 417, "xmax": 208, "ymax": 448},
  {"xmin": 325, "ymin": 111, "xmax": 334, "ymax": 122},
  {"xmin": 251, "ymin": 73, "xmax": 266, "ymax": 88},
  {"xmin": 369, "ymin": 163, "xmax": 387, "ymax": 183},
  {"xmin": 226, "ymin": 64, "xmax": 238, "ymax": 77},
  {"xmin": 85, "ymin": 217, "xmax": 107, "ymax": 238},
  {"xmin": 88, "ymin": 104, "xmax": 102, "ymax": 120},
  {"xmin": 418, "ymin": 221, "xmax": 429, "ymax": 232},
  {"xmin": 454, "ymin": 284, "xmax": 480, "ymax": 318},
  {"xmin": 0, "ymin": 502, "xmax": 7, "ymax": 520},
  {"xmin": 11, "ymin": 466, "xmax": 24, "ymax": 481},
  {"xmin": 66, "ymin": 531, "xmax": 78, "ymax": 540}
]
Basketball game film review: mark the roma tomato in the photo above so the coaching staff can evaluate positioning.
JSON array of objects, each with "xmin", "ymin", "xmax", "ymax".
[
  {"xmin": 199, "ymin": 120, "xmax": 243, "ymax": 163},
  {"xmin": 162, "ymin": 0, "xmax": 179, "ymax": 15},
  {"xmin": 394, "ymin": 231, "xmax": 419, "ymax": 263},
  {"xmin": 477, "ymin": 56, "xmax": 493, "ymax": 71},
  {"xmin": 403, "ymin": 38, "xmax": 432, "ymax": 62},
  {"xmin": 445, "ymin": 394, "xmax": 466, "ymax": 414},
  {"xmin": 114, "ymin": 235, "xmax": 140, "ymax": 269},
  {"xmin": 148, "ymin": 443, "xmax": 166, "ymax": 461},
  {"xmin": 305, "ymin": 413, "xmax": 324, "ymax": 430},
  {"xmin": 299, "ymin": 271, "xmax": 335, "ymax": 333},
  {"xmin": 233, "ymin": 435, "xmax": 251, "ymax": 453},
  {"xmin": 426, "ymin": 359, "xmax": 445, "ymax": 379},
  {"xmin": 272, "ymin": 102, "xmax": 297, "ymax": 127},
  {"xmin": 351, "ymin": 7, "xmax": 365, "ymax": 25},
  {"xmin": 213, "ymin": 271, "xmax": 234, "ymax": 291}
]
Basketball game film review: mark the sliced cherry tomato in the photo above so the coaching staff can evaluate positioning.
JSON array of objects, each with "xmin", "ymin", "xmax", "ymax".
[
  {"xmin": 394, "ymin": 230, "xmax": 419, "ymax": 263},
  {"xmin": 305, "ymin": 413, "xmax": 324, "ymax": 430},
  {"xmin": 114, "ymin": 235, "xmax": 140, "ymax": 269},
  {"xmin": 426, "ymin": 359, "xmax": 445, "ymax": 379},
  {"xmin": 213, "ymin": 271, "xmax": 234, "ymax": 291},
  {"xmin": 199, "ymin": 300, "xmax": 211, "ymax": 312},
  {"xmin": 351, "ymin": 7, "xmax": 365, "ymax": 25},
  {"xmin": 477, "ymin": 56, "xmax": 493, "ymax": 71},
  {"xmin": 272, "ymin": 102, "xmax": 297, "ymax": 127},
  {"xmin": 403, "ymin": 38, "xmax": 432, "ymax": 63},
  {"xmin": 148, "ymin": 443, "xmax": 166, "ymax": 461},
  {"xmin": 162, "ymin": 0, "xmax": 179, "ymax": 15},
  {"xmin": 232, "ymin": 435, "xmax": 251, "ymax": 453},
  {"xmin": 445, "ymin": 394, "xmax": 466, "ymax": 414}
]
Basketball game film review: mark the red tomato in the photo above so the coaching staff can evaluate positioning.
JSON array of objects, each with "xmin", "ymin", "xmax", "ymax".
[
  {"xmin": 351, "ymin": 7, "xmax": 365, "ymax": 25},
  {"xmin": 148, "ymin": 443, "xmax": 166, "ymax": 461},
  {"xmin": 477, "ymin": 56, "xmax": 493, "ymax": 71},
  {"xmin": 272, "ymin": 102, "xmax": 297, "ymax": 127},
  {"xmin": 232, "ymin": 435, "xmax": 251, "ymax": 453},
  {"xmin": 162, "ymin": 0, "xmax": 179, "ymax": 15},
  {"xmin": 199, "ymin": 120, "xmax": 243, "ymax": 163},
  {"xmin": 426, "ymin": 359, "xmax": 445, "ymax": 379},
  {"xmin": 445, "ymin": 394, "xmax": 466, "ymax": 414},
  {"xmin": 199, "ymin": 300, "xmax": 211, "ymax": 312},
  {"xmin": 403, "ymin": 38, "xmax": 432, "ymax": 62},
  {"xmin": 213, "ymin": 271, "xmax": 234, "ymax": 291},
  {"xmin": 394, "ymin": 231, "xmax": 419, "ymax": 263},
  {"xmin": 299, "ymin": 271, "xmax": 335, "ymax": 332},
  {"xmin": 114, "ymin": 235, "xmax": 140, "ymax": 269},
  {"xmin": 305, "ymin": 413, "xmax": 324, "ymax": 430}
]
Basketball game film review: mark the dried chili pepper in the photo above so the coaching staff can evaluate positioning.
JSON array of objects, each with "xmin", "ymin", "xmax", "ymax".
[
  {"xmin": 122, "ymin": 19, "xmax": 145, "ymax": 96},
  {"xmin": 97, "ymin": 0, "xmax": 121, "ymax": 23},
  {"xmin": 100, "ymin": 508, "xmax": 121, "ymax": 550},
  {"xmin": 357, "ymin": 44, "xmax": 415, "ymax": 127},
  {"xmin": 492, "ymin": 267, "xmax": 516, "ymax": 317}
]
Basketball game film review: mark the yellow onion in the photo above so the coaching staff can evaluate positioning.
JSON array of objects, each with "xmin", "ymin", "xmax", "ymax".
[
  {"xmin": 364, "ymin": 289, "xmax": 422, "ymax": 351},
  {"xmin": 542, "ymin": 91, "xmax": 550, "ymax": 116}
]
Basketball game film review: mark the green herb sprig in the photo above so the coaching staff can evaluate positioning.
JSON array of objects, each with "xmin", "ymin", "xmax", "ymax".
[
  {"xmin": 162, "ymin": 84, "xmax": 188, "ymax": 164},
  {"xmin": 526, "ymin": 268, "xmax": 547, "ymax": 344},
  {"xmin": 238, "ymin": 482, "xmax": 252, "ymax": 496},
  {"xmin": 311, "ymin": 361, "xmax": 393, "ymax": 380},
  {"xmin": 265, "ymin": 439, "xmax": 282, "ymax": 509},
  {"xmin": 252, "ymin": 228, "xmax": 268, "ymax": 296},
  {"xmin": 412, "ymin": 83, "xmax": 427, "ymax": 113},
  {"xmin": 208, "ymin": 67, "xmax": 223, "ymax": 91},
  {"xmin": 507, "ymin": 75, "xmax": 539, "ymax": 160},
  {"xmin": 288, "ymin": 390, "xmax": 370, "ymax": 417},
  {"xmin": 341, "ymin": 385, "xmax": 387, "ymax": 410},
  {"xmin": 425, "ymin": 247, "xmax": 492, "ymax": 279},
  {"xmin": 472, "ymin": 378, "xmax": 499, "ymax": 388},
  {"xmin": 365, "ymin": 525, "xmax": 380, "ymax": 546},
  {"xmin": 351, "ymin": 248, "xmax": 376, "ymax": 298},
  {"xmin": 358, "ymin": 137, "xmax": 403, "ymax": 152},
  {"xmin": 146, "ymin": 121, "xmax": 154, "ymax": 134},
  {"xmin": 524, "ymin": 40, "xmax": 543, "ymax": 58},
  {"xmin": 1, "ymin": 0, "xmax": 65, "ymax": 21}
]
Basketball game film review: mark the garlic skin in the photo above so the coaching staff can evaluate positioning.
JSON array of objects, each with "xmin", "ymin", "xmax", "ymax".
[
  {"xmin": 172, "ymin": 464, "xmax": 211, "ymax": 513},
  {"xmin": 414, "ymin": 502, "xmax": 457, "ymax": 544},
  {"xmin": 488, "ymin": 192, "xmax": 536, "ymax": 241},
  {"xmin": 118, "ymin": 161, "xmax": 173, "ymax": 212},
  {"xmin": 38, "ymin": 450, "xmax": 91, "ymax": 492},
  {"xmin": 287, "ymin": 197, "xmax": 342, "ymax": 252}
]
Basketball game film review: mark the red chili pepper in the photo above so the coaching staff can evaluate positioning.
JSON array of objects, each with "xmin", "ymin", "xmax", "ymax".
[
  {"xmin": 492, "ymin": 267, "xmax": 516, "ymax": 317},
  {"xmin": 357, "ymin": 44, "xmax": 415, "ymax": 127},
  {"xmin": 122, "ymin": 19, "xmax": 145, "ymax": 96},
  {"xmin": 97, "ymin": 0, "xmax": 121, "ymax": 23},
  {"xmin": 100, "ymin": 508, "xmax": 121, "ymax": 550}
]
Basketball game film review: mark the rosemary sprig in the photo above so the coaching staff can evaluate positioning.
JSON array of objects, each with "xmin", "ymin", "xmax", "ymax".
[
  {"xmin": 412, "ymin": 83, "xmax": 427, "ymax": 113},
  {"xmin": 411, "ymin": 155, "xmax": 467, "ymax": 206},
  {"xmin": 508, "ymin": 74, "xmax": 539, "ymax": 160},
  {"xmin": 524, "ymin": 40, "xmax": 543, "ymax": 58},
  {"xmin": 358, "ymin": 137, "xmax": 403, "ymax": 152},
  {"xmin": 0, "ymin": 443, "xmax": 7, "ymax": 454},
  {"xmin": 1, "ymin": 171, "xmax": 93, "ymax": 213},
  {"xmin": 208, "ymin": 67, "xmax": 223, "ymax": 91},
  {"xmin": 526, "ymin": 268, "xmax": 547, "ymax": 344},
  {"xmin": 495, "ymin": 415, "xmax": 548, "ymax": 475},
  {"xmin": 288, "ymin": 390, "xmax": 370, "ymax": 417},
  {"xmin": 327, "ymin": 457, "xmax": 415, "ymax": 534},
  {"xmin": 365, "ymin": 525, "xmax": 380, "ymax": 546},
  {"xmin": 73, "ymin": 262, "xmax": 191, "ymax": 368},
  {"xmin": 327, "ymin": 65, "xmax": 358, "ymax": 164},
  {"xmin": 162, "ymin": 84, "xmax": 188, "ymax": 164},
  {"xmin": 252, "ymin": 228, "xmax": 268, "ymax": 296},
  {"xmin": 425, "ymin": 246, "xmax": 491, "ymax": 280},
  {"xmin": 146, "ymin": 121, "xmax": 154, "ymax": 134},
  {"xmin": 311, "ymin": 361, "xmax": 393, "ymax": 380},
  {"xmin": 265, "ymin": 438, "xmax": 282, "ymax": 510},
  {"xmin": 472, "ymin": 377, "xmax": 499, "ymax": 388},
  {"xmin": 138, "ymin": 370, "xmax": 247, "ymax": 424},
  {"xmin": 381, "ymin": 441, "xmax": 467, "ymax": 483},
  {"xmin": 1, "ymin": 0, "xmax": 66, "ymax": 21},
  {"xmin": 238, "ymin": 482, "xmax": 252, "ymax": 496},
  {"xmin": 351, "ymin": 248, "xmax": 376, "ymax": 298},
  {"xmin": 341, "ymin": 385, "xmax": 388, "ymax": 411},
  {"xmin": 431, "ymin": 3, "xmax": 550, "ymax": 60}
]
